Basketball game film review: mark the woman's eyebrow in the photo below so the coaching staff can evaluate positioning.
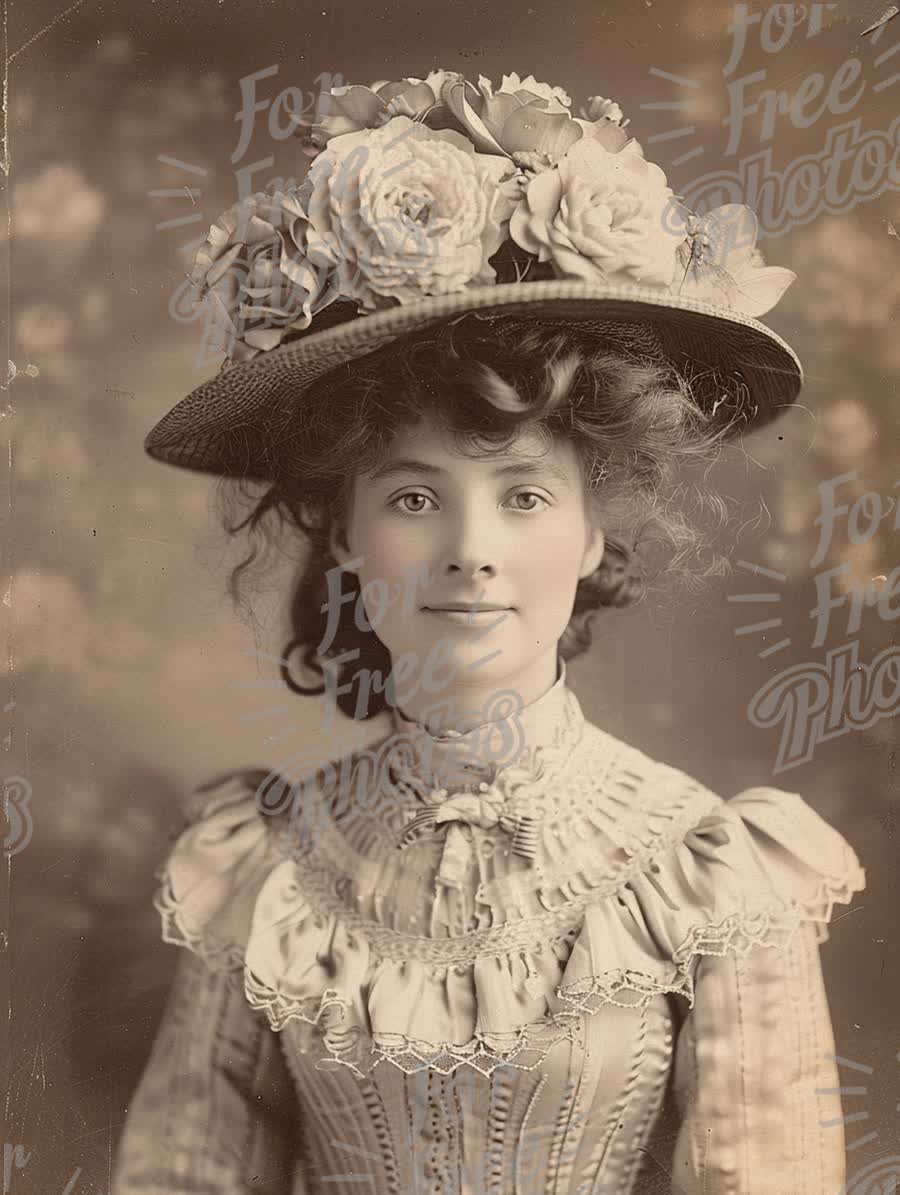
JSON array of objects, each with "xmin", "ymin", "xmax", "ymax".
[{"xmin": 368, "ymin": 458, "xmax": 572, "ymax": 485}]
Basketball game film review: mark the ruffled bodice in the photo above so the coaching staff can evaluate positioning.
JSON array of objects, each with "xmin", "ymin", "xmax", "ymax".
[{"xmin": 117, "ymin": 665, "xmax": 866, "ymax": 1194}]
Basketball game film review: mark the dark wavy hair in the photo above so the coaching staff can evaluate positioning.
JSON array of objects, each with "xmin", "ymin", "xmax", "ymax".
[{"xmin": 214, "ymin": 312, "xmax": 742, "ymax": 721}]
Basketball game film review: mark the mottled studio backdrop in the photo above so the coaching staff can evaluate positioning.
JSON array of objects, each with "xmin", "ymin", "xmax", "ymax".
[{"xmin": 3, "ymin": 0, "xmax": 898, "ymax": 1189}]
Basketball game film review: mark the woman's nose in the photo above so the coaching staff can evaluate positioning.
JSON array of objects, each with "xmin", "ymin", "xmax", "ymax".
[
  {"xmin": 439, "ymin": 511, "xmax": 498, "ymax": 579},
  {"xmin": 445, "ymin": 558, "xmax": 496, "ymax": 578}
]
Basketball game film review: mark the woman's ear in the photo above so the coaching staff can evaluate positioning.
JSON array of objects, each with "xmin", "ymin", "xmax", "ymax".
[{"xmin": 578, "ymin": 523, "xmax": 606, "ymax": 580}]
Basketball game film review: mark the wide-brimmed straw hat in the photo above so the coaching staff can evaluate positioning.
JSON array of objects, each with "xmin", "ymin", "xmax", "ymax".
[{"xmin": 145, "ymin": 70, "xmax": 803, "ymax": 482}]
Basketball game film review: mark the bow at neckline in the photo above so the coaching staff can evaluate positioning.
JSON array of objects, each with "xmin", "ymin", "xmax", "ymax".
[
  {"xmin": 397, "ymin": 776, "xmax": 541, "ymax": 863},
  {"xmin": 388, "ymin": 659, "xmax": 583, "ymax": 874}
]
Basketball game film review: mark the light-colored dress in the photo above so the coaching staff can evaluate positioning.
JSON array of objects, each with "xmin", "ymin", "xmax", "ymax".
[{"xmin": 112, "ymin": 660, "xmax": 866, "ymax": 1194}]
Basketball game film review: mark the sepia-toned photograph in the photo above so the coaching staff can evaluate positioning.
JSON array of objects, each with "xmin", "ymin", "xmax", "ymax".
[{"xmin": 4, "ymin": 0, "xmax": 898, "ymax": 1191}]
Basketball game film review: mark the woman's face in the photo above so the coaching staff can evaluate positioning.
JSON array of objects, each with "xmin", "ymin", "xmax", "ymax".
[{"xmin": 330, "ymin": 414, "xmax": 606, "ymax": 721}]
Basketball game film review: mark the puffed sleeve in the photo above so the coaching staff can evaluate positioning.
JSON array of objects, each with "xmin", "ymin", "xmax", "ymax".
[
  {"xmin": 112, "ymin": 773, "xmax": 305, "ymax": 1194},
  {"xmin": 668, "ymin": 791, "xmax": 862, "ymax": 1195}
]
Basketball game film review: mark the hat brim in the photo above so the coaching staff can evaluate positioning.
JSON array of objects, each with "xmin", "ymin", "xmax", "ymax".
[{"xmin": 145, "ymin": 279, "xmax": 803, "ymax": 481}]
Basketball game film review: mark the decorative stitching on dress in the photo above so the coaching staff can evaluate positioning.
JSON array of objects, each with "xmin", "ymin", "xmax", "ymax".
[
  {"xmin": 517, "ymin": 1072, "xmax": 548, "ymax": 1192},
  {"xmin": 164, "ymin": 960, "xmax": 186, "ymax": 1183},
  {"xmin": 359, "ymin": 1077, "xmax": 401, "ymax": 1195},
  {"xmin": 159, "ymin": 864, "xmax": 864, "ymax": 1082},
  {"xmin": 734, "ymin": 953, "xmax": 749, "ymax": 1195},
  {"xmin": 276, "ymin": 749, "xmax": 718, "ymax": 927},
  {"xmin": 207, "ymin": 969, "xmax": 224, "ymax": 1179},
  {"xmin": 295, "ymin": 1059, "xmax": 348, "ymax": 1186},
  {"xmin": 548, "ymin": 1076, "xmax": 581, "ymax": 1195},
  {"xmin": 485, "ymin": 1069, "xmax": 514, "ymax": 1194},
  {"xmin": 262, "ymin": 794, "xmax": 719, "ymax": 968},
  {"xmin": 680, "ymin": 1008, "xmax": 702, "ymax": 1192},
  {"xmin": 628, "ymin": 1013, "xmax": 676, "ymax": 1194},
  {"xmin": 250, "ymin": 810, "xmax": 862, "ymax": 979},
  {"xmin": 452, "ymin": 1076, "xmax": 466, "ymax": 1195},
  {"xmin": 796, "ymin": 927, "xmax": 817, "ymax": 1195},
  {"xmin": 277, "ymin": 1031, "xmax": 315, "ymax": 1184},
  {"xmin": 785, "ymin": 930, "xmax": 804, "ymax": 1194},
  {"xmin": 299, "ymin": 686, "xmax": 589, "ymax": 857},
  {"xmin": 427, "ymin": 1071, "xmax": 446, "ymax": 1195},
  {"xmin": 615, "ymin": 1004, "xmax": 648, "ymax": 1190},
  {"xmin": 669, "ymin": 872, "xmax": 865, "ymax": 976},
  {"xmin": 158, "ymin": 850, "xmax": 865, "ymax": 1081},
  {"xmin": 240, "ymin": 995, "xmax": 265, "ymax": 1184},
  {"xmin": 807, "ymin": 930, "xmax": 828, "ymax": 1195},
  {"xmin": 583, "ymin": 1023, "xmax": 635, "ymax": 1194},
  {"xmin": 155, "ymin": 730, "xmax": 865, "ymax": 1087}
]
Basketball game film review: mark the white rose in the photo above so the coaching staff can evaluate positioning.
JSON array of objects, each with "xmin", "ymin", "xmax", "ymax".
[
  {"xmin": 509, "ymin": 135, "xmax": 679, "ymax": 287},
  {"xmin": 304, "ymin": 115, "xmax": 521, "ymax": 310}
]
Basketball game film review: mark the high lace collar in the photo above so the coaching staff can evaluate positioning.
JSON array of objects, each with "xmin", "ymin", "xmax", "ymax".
[{"xmin": 387, "ymin": 656, "xmax": 585, "ymax": 792}]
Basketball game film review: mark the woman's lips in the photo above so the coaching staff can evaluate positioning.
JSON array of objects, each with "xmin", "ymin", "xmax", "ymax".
[{"xmin": 423, "ymin": 607, "xmax": 513, "ymax": 625}]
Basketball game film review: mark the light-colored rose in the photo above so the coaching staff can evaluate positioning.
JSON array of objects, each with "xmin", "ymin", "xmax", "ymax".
[
  {"xmin": 303, "ymin": 114, "xmax": 522, "ymax": 311},
  {"xmin": 509, "ymin": 135, "xmax": 679, "ymax": 287},
  {"xmin": 189, "ymin": 188, "xmax": 338, "ymax": 362}
]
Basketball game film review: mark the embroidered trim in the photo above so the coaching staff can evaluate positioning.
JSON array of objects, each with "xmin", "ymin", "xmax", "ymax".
[
  {"xmin": 232, "ymin": 863, "xmax": 862, "ymax": 1079},
  {"xmin": 155, "ymin": 875, "xmax": 250, "ymax": 972},
  {"xmin": 257, "ymin": 788, "xmax": 719, "ymax": 964},
  {"xmin": 153, "ymin": 715, "xmax": 867, "ymax": 1079}
]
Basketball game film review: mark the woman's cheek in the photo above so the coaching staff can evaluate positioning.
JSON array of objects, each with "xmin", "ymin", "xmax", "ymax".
[{"xmin": 530, "ymin": 524, "xmax": 583, "ymax": 575}]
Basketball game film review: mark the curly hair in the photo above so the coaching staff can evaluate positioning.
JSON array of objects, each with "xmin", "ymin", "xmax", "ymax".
[{"xmin": 215, "ymin": 312, "xmax": 742, "ymax": 721}]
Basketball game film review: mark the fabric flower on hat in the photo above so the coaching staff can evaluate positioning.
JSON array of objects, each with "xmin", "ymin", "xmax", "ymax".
[
  {"xmin": 579, "ymin": 94, "xmax": 644, "ymax": 158},
  {"xmin": 494, "ymin": 71, "xmax": 574, "ymax": 110},
  {"xmin": 189, "ymin": 188, "xmax": 339, "ymax": 362},
  {"xmin": 669, "ymin": 203, "xmax": 797, "ymax": 317},
  {"xmin": 509, "ymin": 135, "xmax": 679, "ymax": 287},
  {"xmin": 183, "ymin": 69, "xmax": 797, "ymax": 366},
  {"xmin": 303, "ymin": 114, "xmax": 522, "ymax": 311},
  {"xmin": 300, "ymin": 69, "xmax": 461, "ymax": 153},
  {"xmin": 441, "ymin": 72, "xmax": 634, "ymax": 174},
  {"xmin": 583, "ymin": 95, "xmax": 625, "ymax": 125},
  {"xmin": 302, "ymin": 69, "xmax": 638, "ymax": 173}
]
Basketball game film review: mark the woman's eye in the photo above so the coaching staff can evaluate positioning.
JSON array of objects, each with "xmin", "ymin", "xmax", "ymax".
[
  {"xmin": 388, "ymin": 490, "xmax": 550, "ymax": 515},
  {"xmin": 507, "ymin": 490, "xmax": 550, "ymax": 512},
  {"xmin": 389, "ymin": 492, "xmax": 435, "ymax": 515}
]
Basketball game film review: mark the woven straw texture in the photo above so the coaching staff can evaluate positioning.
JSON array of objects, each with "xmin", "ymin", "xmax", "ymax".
[{"xmin": 145, "ymin": 280, "xmax": 803, "ymax": 481}]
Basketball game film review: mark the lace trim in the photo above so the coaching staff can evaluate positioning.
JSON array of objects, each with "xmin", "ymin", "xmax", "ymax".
[
  {"xmin": 238, "ymin": 868, "xmax": 861, "ymax": 1079},
  {"xmin": 153, "ymin": 802, "xmax": 865, "ymax": 1078},
  {"xmin": 669, "ymin": 870, "xmax": 865, "ymax": 970},
  {"xmin": 155, "ymin": 786, "xmax": 864, "ymax": 976},
  {"xmin": 387, "ymin": 686, "xmax": 587, "ymax": 809},
  {"xmin": 154, "ymin": 872, "xmax": 249, "ymax": 972},
  {"xmin": 288, "ymin": 1005, "xmax": 583, "ymax": 1079},
  {"xmin": 261, "ymin": 790, "xmax": 718, "ymax": 964},
  {"xmin": 149, "ymin": 767, "xmax": 714, "ymax": 974},
  {"xmin": 228, "ymin": 863, "xmax": 865, "ymax": 1078},
  {"xmin": 274, "ymin": 726, "xmax": 715, "ymax": 907},
  {"xmin": 271, "ymin": 694, "xmax": 603, "ymax": 857},
  {"xmin": 507, "ymin": 785, "xmax": 714, "ymax": 912}
]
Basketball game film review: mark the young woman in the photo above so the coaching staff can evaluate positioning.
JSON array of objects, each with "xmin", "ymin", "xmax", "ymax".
[{"xmin": 112, "ymin": 70, "xmax": 866, "ymax": 1194}]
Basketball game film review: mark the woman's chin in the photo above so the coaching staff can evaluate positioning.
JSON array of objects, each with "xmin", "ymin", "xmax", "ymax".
[
  {"xmin": 385, "ymin": 635, "xmax": 520, "ymax": 694},
  {"xmin": 429, "ymin": 646, "xmax": 525, "ymax": 699}
]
